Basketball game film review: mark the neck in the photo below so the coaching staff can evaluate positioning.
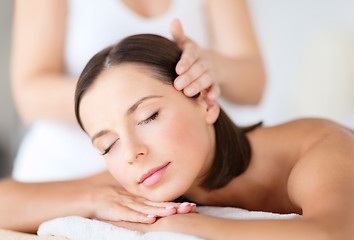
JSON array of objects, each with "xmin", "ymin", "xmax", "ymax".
[{"xmin": 183, "ymin": 124, "xmax": 216, "ymax": 202}]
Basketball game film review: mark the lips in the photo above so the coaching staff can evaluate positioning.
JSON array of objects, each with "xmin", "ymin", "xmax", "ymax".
[{"xmin": 139, "ymin": 162, "xmax": 170, "ymax": 187}]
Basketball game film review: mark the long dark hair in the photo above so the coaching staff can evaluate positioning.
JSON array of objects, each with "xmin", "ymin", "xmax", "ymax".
[{"xmin": 75, "ymin": 34, "xmax": 256, "ymax": 191}]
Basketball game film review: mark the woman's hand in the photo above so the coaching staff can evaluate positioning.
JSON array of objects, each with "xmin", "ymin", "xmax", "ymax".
[
  {"xmin": 170, "ymin": 19, "xmax": 220, "ymax": 101},
  {"xmin": 87, "ymin": 184, "xmax": 197, "ymax": 224},
  {"xmin": 103, "ymin": 212, "xmax": 201, "ymax": 233}
]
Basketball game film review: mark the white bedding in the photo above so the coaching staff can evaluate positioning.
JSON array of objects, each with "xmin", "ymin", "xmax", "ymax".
[{"xmin": 38, "ymin": 206, "xmax": 301, "ymax": 240}]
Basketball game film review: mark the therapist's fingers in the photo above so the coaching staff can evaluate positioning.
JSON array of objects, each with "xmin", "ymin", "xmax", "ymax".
[
  {"xmin": 170, "ymin": 18, "xmax": 186, "ymax": 48},
  {"xmin": 171, "ymin": 18, "xmax": 199, "ymax": 75},
  {"xmin": 183, "ymin": 72, "xmax": 213, "ymax": 97},
  {"xmin": 179, "ymin": 67, "xmax": 212, "ymax": 97},
  {"xmin": 175, "ymin": 41, "xmax": 200, "ymax": 76},
  {"xmin": 176, "ymin": 57, "xmax": 214, "ymax": 96},
  {"xmin": 170, "ymin": 18, "xmax": 219, "ymax": 100},
  {"xmin": 207, "ymin": 83, "xmax": 221, "ymax": 101}
]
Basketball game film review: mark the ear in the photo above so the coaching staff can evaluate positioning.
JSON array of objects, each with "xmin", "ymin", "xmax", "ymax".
[{"xmin": 199, "ymin": 90, "xmax": 220, "ymax": 124}]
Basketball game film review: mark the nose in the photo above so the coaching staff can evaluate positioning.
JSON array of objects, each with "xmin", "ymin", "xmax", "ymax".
[{"xmin": 123, "ymin": 136, "xmax": 148, "ymax": 165}]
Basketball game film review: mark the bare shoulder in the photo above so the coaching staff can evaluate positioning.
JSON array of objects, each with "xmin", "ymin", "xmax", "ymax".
[
  {"xmin": 263, "ymin": 118, "xmax": 354, "ymax": 189},
  {"xmin": 283, "ymin": 119, "xmax": 354, "ymax": 230},
  {"xmin": 249, "ymin": 118, "xmax": 352, "ymax": 161},
  {"xmin": 246, "ymin": 119, "xmax": 354, "ymax": 236},
  {"xmin": 252, "ymin": 118, "xmax": 354, "ymax": 200},
  {"xmin": 264, "ymin": 118, "xmax": 352, "ymax": 134},
  {"xmin": 258, "ymin": 118, "xmax": 353, "ymax": 149}
]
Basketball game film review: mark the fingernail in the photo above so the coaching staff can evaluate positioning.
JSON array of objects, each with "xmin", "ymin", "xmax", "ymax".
[
  {"xmin": 178, "ymin": 66, "xmax": 185, "ymax": 73},
  {"xmin": 184, "ymin": 87, "xmax": 196, "ymax": 96},
  {"xmin": 190, "ymin": 203, "xmax": 197, "ymax": 207},
  {"xmin": 147, "ymin": 214, "xmax": 157, "ymax": 218},
  {"xmin": 166, "ymin": 206, "xmax": 176, "ymax": 210},
  {"xmin": 175, "ymin": 78, "xmax": 185, "ymax": 90},
  {"xmin": 180, "ymin": 202, "xmax": 191, "ymax": 207}
]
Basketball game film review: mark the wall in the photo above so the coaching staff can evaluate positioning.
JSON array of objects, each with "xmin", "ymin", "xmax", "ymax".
[
  {"xmin": 0, "ymin": 0, "xmax": 15, "ymax": 177},
  {"xmin": 223, "ymin": 0, "xmax": 354, "ymax": 127}
]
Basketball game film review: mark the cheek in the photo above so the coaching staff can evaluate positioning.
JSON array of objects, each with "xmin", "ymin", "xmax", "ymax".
[
  {"xmin": 105, "ymin": 157, "xmax": 131, "ymax": 188},
  {"xmin": 156, "ymin": 110, "xmax": 210, "ymax": 167}
]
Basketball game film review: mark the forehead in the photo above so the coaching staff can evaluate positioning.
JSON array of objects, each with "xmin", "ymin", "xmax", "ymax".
[
  {"xmin": 78, "ymin": 64, "xmax": 174, "ymax": 133},
  {"xmin": 83, "ymin": 63, "xmax": 171, "ymax": 102},
  {"xmin": 94, "ymin": 63, "xmax": 166, "ymax": 93}
]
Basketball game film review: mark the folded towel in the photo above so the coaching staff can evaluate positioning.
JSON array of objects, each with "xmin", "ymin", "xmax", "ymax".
[{"xmin": 37, "ymin": 206, "xmax": 301, "ymax": 240}]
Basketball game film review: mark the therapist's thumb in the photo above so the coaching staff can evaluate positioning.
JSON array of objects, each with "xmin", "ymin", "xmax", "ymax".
[{"xmin": 170, "ymin": 18, "xmax": 186, "ymax": 47}]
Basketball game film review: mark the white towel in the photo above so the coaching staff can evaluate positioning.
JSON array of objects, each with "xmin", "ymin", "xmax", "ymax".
[{"xmin": 37, "ymin": 206, "xmax": 301, "ymax": 240}]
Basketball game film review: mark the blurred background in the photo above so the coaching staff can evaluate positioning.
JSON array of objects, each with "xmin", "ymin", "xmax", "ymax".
[
  {"xmin": 0, "ymin": 0, "xmax": 15, "ymax": 178},
  {"xmin": 1, "ymin": 0, "xmax": 353, "ymax": 178}
]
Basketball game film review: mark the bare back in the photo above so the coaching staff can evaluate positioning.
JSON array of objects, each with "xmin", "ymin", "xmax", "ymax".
[{"xmin": 187, "ymin": 119, "xmax": 354, "ymax": 219}]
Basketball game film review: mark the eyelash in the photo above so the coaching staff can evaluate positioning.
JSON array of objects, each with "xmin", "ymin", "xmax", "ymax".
[
  {"xmin": 102, "ymin": 138, "xmax": 119, "ymax": 156},
  {"xmin": 138, "ymin": 111, "xmax": 159, "ymax": 125},
  {"xmin": 102, "ymin": 111, "xmax": 159, "ymax": 155}
]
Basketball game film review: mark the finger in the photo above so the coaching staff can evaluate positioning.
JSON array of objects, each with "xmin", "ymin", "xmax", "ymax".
[
  {"xmin": 170, "ymin": 18, "xmax": 186, "ymax": 47},
  {"xmin": 98, "ymin": 205, "xmax": 158, "ymax": 224},
  {"xmin": 175, "ymin": 42, "xmax": 200, "ymax": 75},
  {"xmin": 175, "ymin": 57, "xmax": 208, "ymax": 91},
  {"xmin": 126, "ymin": 202, "xmax": 178, "ymax": 217},
  {"xmin": 143, "ymin": 200, "xmax": 182, "ymax": 208},
  {"xmin": 139, "ymin": 200, "xmax": 198, "ymax": 214},
  {"xmin": 183, "ymin": 70, "xmax": 213, "ymax": 97},
  {"xmin": 179, "ymin": 202, "xmax": 198, "ymax": 213},
  {"xmin": 207, "ymin": 84, "xmax": 221, "ymax": 100},
  {"xmin": 191, "ymin": 203, "xmax": 198, "ymax": 213},
  {"xmin": 176, "ymin": 202, "xmax": 194, "ymax": 214},
  {"xmin": 144, "ymin": 201, "xmax": 198, "ymax": 214}
]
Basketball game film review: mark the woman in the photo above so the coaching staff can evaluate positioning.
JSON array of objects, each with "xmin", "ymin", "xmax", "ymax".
[
  {"xmin": 11, "ymin": 0, "xmax": 265, "ymax": 182},
  {"xmin": 73, "ymin": 34, "xmax": 354, "ymax": 239}
]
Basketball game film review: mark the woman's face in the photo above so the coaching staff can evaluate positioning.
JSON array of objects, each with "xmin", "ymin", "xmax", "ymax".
[{"xmin": 79, "ymin": 64, "xmax": 218, "ymax": 201}]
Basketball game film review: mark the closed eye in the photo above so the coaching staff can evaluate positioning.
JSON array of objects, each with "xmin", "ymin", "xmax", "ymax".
[
  {"xmin": 138, "ymin": 112, "xmax": 159, "ymax": 125},
  {"xmin": 102, "ymin": 112, "xmax": 159, "ymax": 155},
  {"xmin": 102, "ymin": 138, "xmax": 119, "ymax": 155}
]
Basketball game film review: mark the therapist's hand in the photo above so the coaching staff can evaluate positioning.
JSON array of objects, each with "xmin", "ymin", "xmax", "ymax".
[
  {"xmin": 87, "ymin": 185, "xmax": 197, "ymax": 224},
  {"xmin": 171, "ymin": 19, "xmax": 220, "ymax": 101}
]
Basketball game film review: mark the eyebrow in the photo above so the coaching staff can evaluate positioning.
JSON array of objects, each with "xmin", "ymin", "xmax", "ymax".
[
  {"xmin": 127, "ymin": 95, "xmax": 162, "ymax": 115},
  {"xmin": 91, "ymin": 95, "xmax": 162, "ymax": 143},
  {"xmin": 91, "ymin": 130, "xmax": 109, "ymax": 143}
]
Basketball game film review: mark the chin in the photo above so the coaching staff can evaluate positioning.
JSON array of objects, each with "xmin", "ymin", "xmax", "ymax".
[
  {"xmin": 145, "ymin": 191, "xmax": 180, "ymax": 202},
  {"xmin": 144, "ymin": 185, "xmax": 188, "ymax": 202}
]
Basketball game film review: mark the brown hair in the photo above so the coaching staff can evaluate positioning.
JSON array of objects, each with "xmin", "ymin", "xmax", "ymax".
[{"xmin": 75, "ymin": 34, "xmax": 256, "ymax": 191}]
